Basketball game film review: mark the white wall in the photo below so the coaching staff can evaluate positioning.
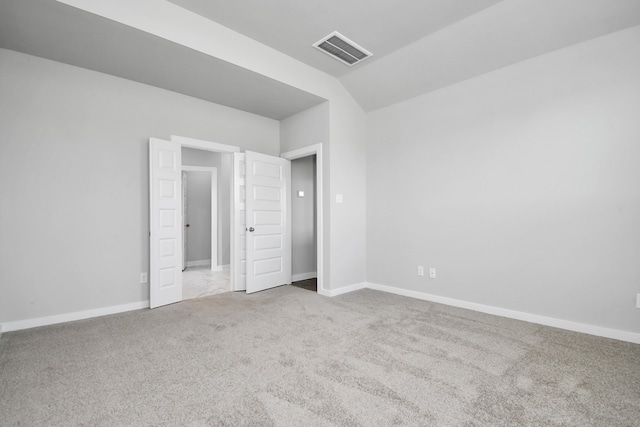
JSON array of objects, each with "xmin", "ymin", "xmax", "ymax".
[
  {"xmin": 329, "ymin": 97, "xmax": 367, "ymax": 289},
  {"xmin": 280, "ymin": 102, "xmax": 329, "ymax": 153},
  {"xmin": 291, "ymin": 156, "xmax": 316, "ymax": 278},
  {"xmin": 0, "ymin": 49, "xmax": 279, "ymax": 324},
  {"xmin": 185, "ymin": 171, "xmax": 211, "ymax": 263},
  {"xmin": 63, "ymin": 1, "xmax": 368, "ymax": 292},
  {"xmin": 281, "ymin": 103, "xmax": 329, "ymax": 283},
  {"xmin": 280, "ymin": 100, "xmax": 367, "ymax": 290},
  {"xmin": 367, "ymin": 26, "xmax": 640, "ymax": 334}
]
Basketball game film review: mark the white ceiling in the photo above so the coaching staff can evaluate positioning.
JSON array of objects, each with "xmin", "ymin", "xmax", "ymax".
[
  {"xmin": 2, "ymin": 0, "xmax": 640, "ymax": 118},
  {"xmin": 166, "ymin": 0, "xmax": 503, "ymax": 78}
]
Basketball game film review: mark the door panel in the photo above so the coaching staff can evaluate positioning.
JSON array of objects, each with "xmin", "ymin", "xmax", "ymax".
[
  {"xmin": 149, "ymin": 138, "xmax": 182, "ymax": 308},
  {"xmin": 245, "ymin": 151, "xmax": 291, "ymax": 294}
]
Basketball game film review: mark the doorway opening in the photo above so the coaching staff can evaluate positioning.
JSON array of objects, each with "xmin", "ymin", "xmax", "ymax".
[
  {"xmin": 181, "ymin": 163, "xmax": 229, "ymax": 299},
  {"xmin": 150, "ymin": 136, "xmax": 323, "ymax": 307},
  {"xmin": 290, "ymin": 155, "xmax": 317, "ymax": 292},
  {"xmin": 281, "ymin": 143, "xmax": 324, "ymax": 295},
  {"xmin": 178, "ymin": 141, "xmax": 237, "ymax": 301}
]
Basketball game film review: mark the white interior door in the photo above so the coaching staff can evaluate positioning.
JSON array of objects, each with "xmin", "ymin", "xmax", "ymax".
[
  {"xmin": 231, "ymin": 153, "xmax": 247, "ymax": 291},
  {"xmin": 149, "ymin": 138, "xmax": 183, "ymax": 308},
  {"xmin": 245, "ymin": 151, "xmax": 291, "ymax": 294}
]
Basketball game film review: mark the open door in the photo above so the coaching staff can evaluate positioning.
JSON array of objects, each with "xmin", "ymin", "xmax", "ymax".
[
  {"xmin": 149, "ymin": 138, "xmax": 183, "ymax": 308},
  {"xmin": 245, "ymin": 151, "xmax": 291, "ymax": 294}
]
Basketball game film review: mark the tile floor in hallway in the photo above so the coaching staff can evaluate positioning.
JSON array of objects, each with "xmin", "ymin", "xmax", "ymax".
[{"xmin": 182, "ymin": 264, "xmax": 230, "ymax": 300}]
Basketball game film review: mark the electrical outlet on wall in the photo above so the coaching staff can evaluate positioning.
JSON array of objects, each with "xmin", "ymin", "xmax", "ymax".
[
  {"xmin": 636, "ymin": 293, "xmax": 640, "ymax": 309},
  {"xmin": 140, "ymin": 272, "xmax": 148, "ymax": 284},
  {"xmin": 417, "ymin": 266, "xmax": 424, "ymax": 276}
]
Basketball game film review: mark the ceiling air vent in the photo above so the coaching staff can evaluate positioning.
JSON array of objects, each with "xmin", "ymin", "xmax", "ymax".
[{"xmin": 313, "ymin": 31, "xmax": 372, "ymax": 66}]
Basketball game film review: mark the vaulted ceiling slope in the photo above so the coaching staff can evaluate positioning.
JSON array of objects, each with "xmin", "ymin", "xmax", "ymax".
[
  {"xmin": 2, "ymin": 0, "xmax": 639, "ymax": 118},
  {"xmin": 0, "ymin": 0, "xmax": 325, "ymax": 120},
  {"xmin": 166, "ymin": 0, "xmax": 504, "ymax": 78},
  {"xmin": 169, "ymin": 0, "xmax": 640, "ymax": 112},
  {"xmin": 341, "ymin": 0, "xmax": 640, "ymax": 111}
]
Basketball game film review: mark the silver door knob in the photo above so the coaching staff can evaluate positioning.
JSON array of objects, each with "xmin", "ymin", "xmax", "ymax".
[{"xmin": 248, "ymin": 227, "xmax": 255, "ymax": 232}]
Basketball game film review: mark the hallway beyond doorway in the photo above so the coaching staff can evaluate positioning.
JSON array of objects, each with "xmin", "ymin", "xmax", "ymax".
[{"xmin": 182, "ymin": 265, "xmax": 230, "ymax": 300}]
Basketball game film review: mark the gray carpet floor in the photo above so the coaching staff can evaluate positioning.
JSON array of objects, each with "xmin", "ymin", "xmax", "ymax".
[{"xmin": 1, "ymin": 286, "xmax": 639, "ymax": 426}]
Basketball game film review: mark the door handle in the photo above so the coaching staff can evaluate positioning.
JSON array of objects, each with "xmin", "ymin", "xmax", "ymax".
[
  {"xmin": 248, "ymin": 227, "xmax": 255, "ymax": 232},
  {"xmin": 185, "ymin": 224, "xmax": 190, "ymax": 227}
]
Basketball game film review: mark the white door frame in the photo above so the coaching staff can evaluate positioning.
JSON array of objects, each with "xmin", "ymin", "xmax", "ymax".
[
  {"xmin": 172, "ymin": 135, "xmax": 241, "ymax": 154},
  {"xmin": 280, "ymin": 144, "xmax": 325, "ymax": 296},
  {"xmin": 182, "ymin": 171, "xmax": 188, "ymax": 271},
  {"xmin": 182, "ymin": 166, "xmax": 218, "ymax": 271}
]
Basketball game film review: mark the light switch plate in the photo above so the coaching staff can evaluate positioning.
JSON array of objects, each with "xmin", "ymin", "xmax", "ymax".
[
  {"xmin": 336, "ymin": 194, "xmax": 344, "ymax": 203},
  {"xmin": 297, "ymin": 190, "xmax": 304, "ymax": 197}
]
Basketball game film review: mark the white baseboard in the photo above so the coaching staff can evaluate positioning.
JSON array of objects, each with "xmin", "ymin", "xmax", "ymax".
[
  {"xmin": 186, "ymin": 259, "xmax": 211, "ymax": 267},
  {"xmin": 5, "ymin": 281, "xmax": 637, "ymax": 345},
  {"xmin": 292, "ymin": 272, "xmax": 317, "ymax": 282},
  {"xmin": 0, "ymin": 301, "xmax": 149, "ymax": 333},
  {"xmin": 364, "ymin": 282, "xmax": 640, "ymax": 345},
  {"xmin": 318, "ymin": 282, "xmax": 367, "ymax": 297}
]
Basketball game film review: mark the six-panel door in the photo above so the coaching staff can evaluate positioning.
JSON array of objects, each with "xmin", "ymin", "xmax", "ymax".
[{"xmin": 149, "ymin": 138, "xmax": 183, "ymax": 308}]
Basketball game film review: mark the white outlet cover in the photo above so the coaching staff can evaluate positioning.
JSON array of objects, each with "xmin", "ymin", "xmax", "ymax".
[
  {"xmin": 140, "ymin": 273, "xmax": 148, "ymax": 284},
  {"xmin": 336, "ymin": 194, "xmax": 344, "ymax": 203},
  {"xmin": 297, "ymin": 190, "xmax": 304, "ymax": 197}
]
